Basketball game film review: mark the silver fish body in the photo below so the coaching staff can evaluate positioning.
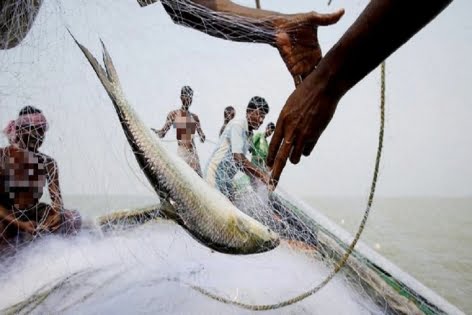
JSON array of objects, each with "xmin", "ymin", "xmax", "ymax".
[{"xmin": 71, "ymin": 36, "xmax": 279, "ymax": 254}]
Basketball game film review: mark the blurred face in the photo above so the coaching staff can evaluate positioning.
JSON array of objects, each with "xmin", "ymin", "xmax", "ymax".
[
  {"xmin": 16, "ymin": 125, "xmax": 46, "ymax": 151},
  {"xmin": 265, "ymin": 125, "xmax": 275, "ymax": 138},
  {"xmin": 224, "ymin": 108, "xmax": 235, "ymax": 122},
  {"xmin": 247, "ymin": 109, "xmax": 266, "ymax": 131},
  {"xmin": 181, "ymin": 95, "xmax": 193, "ymax": 109}
]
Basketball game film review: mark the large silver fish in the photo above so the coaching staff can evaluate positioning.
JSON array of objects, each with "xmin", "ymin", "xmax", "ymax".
[{"xmin": 70, "ymin": 35, "xmax": 279, "ymax": 254}]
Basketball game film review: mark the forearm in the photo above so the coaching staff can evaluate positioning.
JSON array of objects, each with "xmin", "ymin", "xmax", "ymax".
[
  {"xmin": 159, "ymin": 0, "xmax": 287, "ymax": 44},
  {"xmin": 192, "ymin": 0, "xmax": 285, "ymax": 19},
  {"xmin": 50, "ymin": 197, "xmax": 63, "ymax": 212},
  {"xmin": 318, "ymin": 0, "xmax": 453, "ymax": 96},
  {"xmin": 158, "ymin": 127, "xmax": 168, "ymax": 136},
  {"xmin": 159, "ymin": 112, "xmax": 175, "ymax": 137},
  {"xmin": 0, "ymin": 204, "xmax": 22, "ymax": 229},
  {"xmin": 158, "ymin": 122, "xmax": 171, "ymax": 137},
  {"xmin": 197, "ymin": 127, "xmax": 205, "ymax": 139},
  {"xmin": 49, "ymin": 184, "xmax": 63, "ymax": 210},
  {"xmin": 235, "ymin": 155, "xmax": 267, "ymax": 181}
]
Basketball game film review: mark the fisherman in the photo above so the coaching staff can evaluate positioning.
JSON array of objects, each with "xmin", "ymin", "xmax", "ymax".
[
  {"xmin": 219, "ymin": 106, "xmax": 235, "ymax": 137},
  {"xmin": 152, "ymin": 86, "xmax": 206, "ymax": 176},
  {"xmin": 0, "ymin": 106, "xmax": 81, "ymax": 250},
  {"xmin": 138, "ymin": 1, "xmax": 453, "ymax": 185},
  {"xmin": 251, "ymin": 122, "xmax": 275, "ymax": 171},
  {"xmin": 205, "ymin": 96, "xmax": 270, "ymax": 201}
]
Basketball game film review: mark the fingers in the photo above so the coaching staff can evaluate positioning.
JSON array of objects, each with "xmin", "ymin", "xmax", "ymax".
[
  {"xmin": 267, "ymin": 117, "xmax": 285, "ymax": 168},
  {"xmin": 310, "ymin": 8, "xmax": 345, "ymax": 26},
  {"xmin": 270, "ymin": 139, "xmax": 293, "ymax": 187},
  {"xmin": 290, "ymin": 136, "xmax": 305, "ymax": 164},
  {"xmin": 303, "ymin": 140, "xmax": 317, "ymax": 156}
]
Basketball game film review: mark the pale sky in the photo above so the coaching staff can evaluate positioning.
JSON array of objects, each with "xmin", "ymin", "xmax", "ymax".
[{"xmin": 0, "ymin": 0, "xmax": 470, "ymax": 197}]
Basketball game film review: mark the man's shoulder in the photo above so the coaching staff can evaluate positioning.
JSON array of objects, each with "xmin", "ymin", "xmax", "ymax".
[
  {"xmin": 190, "ymin": 112, "xmax": 200, "ymax": 121},
  {"xmin": 36, "ymin": 151, "xmax": 55, "ymax": 165},
  {"xmin": 167, "ymin": 109, "xmax": 179, "ymax": 118},
  {"xmin": 227, "ymin": 118, "xmax": 246, "ymax": 130}
]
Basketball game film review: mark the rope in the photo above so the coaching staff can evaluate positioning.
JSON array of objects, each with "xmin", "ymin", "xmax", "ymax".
[{"xmin": 189, "ymin": 61, "xmax": 387, "ymax": 310}]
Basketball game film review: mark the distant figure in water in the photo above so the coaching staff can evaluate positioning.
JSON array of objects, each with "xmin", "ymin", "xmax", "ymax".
[
  {"xmin": 152, "ymin": 86, "xmax": 206, "ymax": 176},
  {"xmin": 219, "ymin": 106, "xmax": 235, "ymax": 137},
  {"xmin": 0, "ymin": 106, "xmax": 81, "ymax": 251}
]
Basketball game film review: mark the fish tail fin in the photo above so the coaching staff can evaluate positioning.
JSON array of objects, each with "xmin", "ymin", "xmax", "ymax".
[
  {"xmin": 100, "ymin": 39, "xmax": 121, "ymax": 86},
  {"xmin": 67, "ymin": 29, "xmax": 117, "ymax": 99}
]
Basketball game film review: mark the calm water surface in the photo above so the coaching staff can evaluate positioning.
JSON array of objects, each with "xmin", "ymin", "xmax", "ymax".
[{"xmin": 303, "ymin": 196, "xmax": 472, "ymax": 314}]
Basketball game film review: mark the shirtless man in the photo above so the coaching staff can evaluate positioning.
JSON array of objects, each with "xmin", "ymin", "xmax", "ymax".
[
  {"xmin": 152, "ymin": 86, "xmax": 206, "ymax": 176},
  {"xmin": 0, "ymin": 106, "xmax": 81, "ymax": 250}
]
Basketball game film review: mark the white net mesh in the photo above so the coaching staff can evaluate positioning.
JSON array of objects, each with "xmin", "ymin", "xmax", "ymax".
[
  {"xmin": 0, "ymin": 0, "xmax": 43, "ymax": 50},
  {"xmin": 0, "ymin": 1, "xmax": 454, "ymax": 314}
]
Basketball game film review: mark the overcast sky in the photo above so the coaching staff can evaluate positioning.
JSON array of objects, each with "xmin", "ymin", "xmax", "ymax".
[{"xmin": 0, "ymin": 0, "xmax": 470, "ymax": 197}]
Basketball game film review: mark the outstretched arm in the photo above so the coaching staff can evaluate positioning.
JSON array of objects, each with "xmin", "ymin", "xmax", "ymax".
[
  {"xmin": 154, "ymin": 111, "xmax": 175, "ymax": 138},
  {"xmin": 234, "ymin": 153, "xmax": 269, "ymax": 185},
  {"xmin": 267, "ymin": 0, "xmax": 453, "ymax": 186},
  {"xmin": 138, "ymin": 0, "xmax": 344, "ymax": 82},
  {"xmin": 193, "ymin": 114, "xmax": 206, "ymax": 143}
]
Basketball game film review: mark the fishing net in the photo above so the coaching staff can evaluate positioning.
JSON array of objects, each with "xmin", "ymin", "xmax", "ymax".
[
  {"xmin": 0, "ymin": 0, "xmax": 43, "ymax": 50},
  {"xmin": 0, "ymin": 1, "xmax": 451, "ymax": 314}
]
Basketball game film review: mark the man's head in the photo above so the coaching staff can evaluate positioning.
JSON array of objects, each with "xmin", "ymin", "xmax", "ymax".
[
  {"xmin": 246, "ymin": 96, "xmax": 269, "ymax": 131},
  {"xmin": 224, "ymin": 106, "xmax": 235, "ymax": 122},
  {"xmin": 265, "ymin": 122, "xmax": 275, "ymax": 138},
  {"xmin": 15, "ymin": 106, "xmax": 48, "ymax": 151},
  {"xmin": 180, "ymin": 85, "xmax": 194, "ymax": 110}
]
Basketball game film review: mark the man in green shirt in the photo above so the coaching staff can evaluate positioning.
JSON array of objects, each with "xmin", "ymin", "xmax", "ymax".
[{"xmin": 251, "ymin": 122, "xmax": 275, "ymax": 170}]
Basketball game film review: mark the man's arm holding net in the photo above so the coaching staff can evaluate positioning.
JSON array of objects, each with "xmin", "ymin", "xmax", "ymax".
[
  {"xmin": 234, "ymin": 153, "xmax": 269, "ymax": 186},
  {"xmin": 153, "ymin": 110, "xmax": 175, "ymax": 138},
  {"xmin": 267, "ymin": 0, "xmax": 454, "ymax": 186},
  {"xmin": 138, "ymin": 0, "xmax": 344, "ymax": 82}
]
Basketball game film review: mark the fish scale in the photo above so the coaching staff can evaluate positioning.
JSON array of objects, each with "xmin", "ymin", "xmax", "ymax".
[{"xmin": 71, "ymin": 34, "xmax": 279, "ymax": 254}]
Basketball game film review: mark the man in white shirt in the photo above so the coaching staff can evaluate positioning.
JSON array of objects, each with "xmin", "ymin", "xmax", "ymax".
[{"xmin": 205, "ymin": 96, "xmax": 270, "ymax": 200}]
